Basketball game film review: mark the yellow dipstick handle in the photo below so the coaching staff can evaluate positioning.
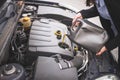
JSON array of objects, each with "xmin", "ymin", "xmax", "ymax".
[{"xmin": 62, "ymin": 34, "xmax": 66, "ymax": 43}]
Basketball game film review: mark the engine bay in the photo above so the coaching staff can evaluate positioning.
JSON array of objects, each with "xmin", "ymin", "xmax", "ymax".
[{"xmin": 0, "ymin": 0, "xmax": 119, "ymax": 80}]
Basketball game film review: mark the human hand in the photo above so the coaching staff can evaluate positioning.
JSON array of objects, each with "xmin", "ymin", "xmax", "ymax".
[
  {"xmin": 72, "ymin": 13, "xmax": 83, "ymax": 27},
  {"xmin": 96, "ymin": 46, "xmax": 107, "ymax": 56},
  {"xmin": 17, "ymin": 1, "xmax": 24, "ymax": 6}
]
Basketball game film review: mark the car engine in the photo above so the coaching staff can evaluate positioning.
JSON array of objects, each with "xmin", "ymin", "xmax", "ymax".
[{"xmin": 0, "ymin": 0, "xmax": 119, "ymax": 80}]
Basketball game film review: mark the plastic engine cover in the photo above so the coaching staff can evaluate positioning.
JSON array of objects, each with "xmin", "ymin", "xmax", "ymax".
[
  {"xmin": 34, "ymin": 56, "xmax": 78, "ymax": 80},
  {"xmin": 28, "ymin": 18, "xmax": 73, "ymax": 59}
]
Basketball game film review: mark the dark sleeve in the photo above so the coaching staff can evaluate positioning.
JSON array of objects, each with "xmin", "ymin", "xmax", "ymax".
[
  {"xmin": 105, "ymin": 34, "xmax": 120, "ymax": 50},
  {"xmin": 15, "ymin": 0, "xmax": 25, "ymax": 1},
  {"xmin": 79, "ymin": 6, "xmax": 99, "ymax": 19}
]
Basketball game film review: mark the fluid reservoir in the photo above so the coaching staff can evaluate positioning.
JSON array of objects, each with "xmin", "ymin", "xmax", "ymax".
[
  {"xmin": 0, "ymin": 63, "xmax": 25, "ymax": 80},
  {"xmin": 19, "ymin": 16, "xmax": 31, "ymax": 30}
]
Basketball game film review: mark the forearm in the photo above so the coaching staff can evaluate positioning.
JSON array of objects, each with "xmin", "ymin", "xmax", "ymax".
[{"xmin": 79, "ymin": 6, "xmax": 99, "ymax": 19}]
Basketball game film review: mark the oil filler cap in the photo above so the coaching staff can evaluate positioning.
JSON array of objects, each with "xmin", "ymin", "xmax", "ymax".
[{"xmin": 55, "ymin": 30, "xmax": 62, "ymax": 39}]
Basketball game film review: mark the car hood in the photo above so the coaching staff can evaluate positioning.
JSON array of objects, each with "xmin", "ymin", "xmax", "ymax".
[{"xmin": 30, "ymin": 0, "xmax": 79, "ymax": 12}]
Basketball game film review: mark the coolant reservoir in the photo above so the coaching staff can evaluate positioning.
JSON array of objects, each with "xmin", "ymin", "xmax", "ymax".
[{"xmin": 19, "ymin": 16, "xmax": 31, "ymax": 30}]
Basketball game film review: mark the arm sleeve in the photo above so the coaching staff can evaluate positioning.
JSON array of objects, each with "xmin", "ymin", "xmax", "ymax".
[
  {"xmin": 105, "ymin": 34, "xmax": 120, "ymax": 50},
  {"xmin": 15, "ymin": 0, "xmax": 25, "ymax": 1},
  {"xmin": 79, "ymin": 6, "xmax": 99, "ymax": 19}
]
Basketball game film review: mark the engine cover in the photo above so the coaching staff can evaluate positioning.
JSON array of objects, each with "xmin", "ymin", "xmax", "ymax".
[
  {"xmin": 28, "ymin": 18, "xmax": 73, "ymax": 60},
  {"xmin": 34, "ymin": 56, "xmax": 78, "ymax": 80}
]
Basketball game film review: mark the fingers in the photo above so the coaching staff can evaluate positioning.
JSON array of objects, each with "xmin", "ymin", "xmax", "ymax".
[
  {"xmin": 96, "ymin": 46, "xmax": 107, "ymax": 56},
  {"xmin": 17, "ymin": 1, "xmax": 24, "ymax": 6},
  {"xmin": 72, "ymin": 13, "xmax": 83, "ymax": 27},
  {"xmin": 75, "ymin": 22, "xmax": 80, "ymax": 26},
  {"xmin": 96, "ymin": 51, "xmax": 103, "ymax": 56}
]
